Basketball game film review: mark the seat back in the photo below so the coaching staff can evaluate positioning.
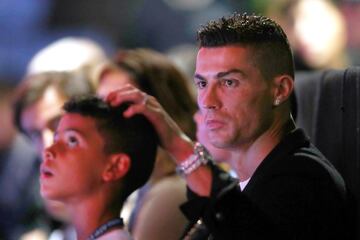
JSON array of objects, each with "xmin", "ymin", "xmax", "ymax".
[{"xmin": 294, "ymin": 67, "xmax": 360, "ymax": 239}]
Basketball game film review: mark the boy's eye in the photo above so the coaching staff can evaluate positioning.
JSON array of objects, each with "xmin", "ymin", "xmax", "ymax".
[{"xmin": 67, "ymin": 136, "xmax": 79, "ymax": 147}]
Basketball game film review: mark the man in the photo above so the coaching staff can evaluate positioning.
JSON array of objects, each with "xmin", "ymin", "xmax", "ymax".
[
  {"xmin": 14, "ymin": 71, "xmax": 93, "ymax": 154},
  {"xmin": 13, "ymin": 71, "xmax": 94, "ymax": 239},
  {"xmin": 0, "ymin": 82, "xmax": 39, "ymax": 240},
  {"xmin": 105, "ymin": 13, "xmax": 354, "ymax": 239},
  {"xmin": 41, "ymin": 96, "xmax": 158, "ymax": 239}
]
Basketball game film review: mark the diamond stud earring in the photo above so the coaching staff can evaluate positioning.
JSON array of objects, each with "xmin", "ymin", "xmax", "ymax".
[{"xmin": 274, "ymin": 98, "xmax": 280, "ymax": 106}]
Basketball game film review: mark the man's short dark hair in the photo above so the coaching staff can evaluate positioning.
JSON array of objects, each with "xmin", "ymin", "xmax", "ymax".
[
  {"xmin": 197, "ymin": 13, "xmax": 294, "ymax": 80},
  {"xmin": 63, "ymin": 95, "xmax": 159, "ymax": 204}
]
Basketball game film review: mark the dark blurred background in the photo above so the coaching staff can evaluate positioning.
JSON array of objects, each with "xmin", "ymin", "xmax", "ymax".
[{"xmin": 1, "ymin": 0, "xmax": 360, "ymax": 86}]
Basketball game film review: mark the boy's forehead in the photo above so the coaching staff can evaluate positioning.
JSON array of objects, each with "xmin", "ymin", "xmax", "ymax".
[{"xmin": 58, "ymin": 113, "xmax": 99, "ymax": 137}]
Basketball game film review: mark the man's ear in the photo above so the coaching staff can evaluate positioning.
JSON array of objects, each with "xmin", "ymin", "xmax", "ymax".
[
  {"xmin": 272, "ymin": 75, "xmax": 294, "ymax": 105},
  {"xmin": 102, "ymin": 153, "xmax": 131, "ymax": 182}
]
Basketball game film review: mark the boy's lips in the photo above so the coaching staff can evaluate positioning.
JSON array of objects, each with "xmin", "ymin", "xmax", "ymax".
[{"xmin": 40, "ymin": 165, "xmax": 54, "ymax": 179}]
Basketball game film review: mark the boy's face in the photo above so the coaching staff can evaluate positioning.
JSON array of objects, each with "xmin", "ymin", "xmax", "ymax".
[{"xmin": 40, "ymin": 113, "xmax": 109, "ymax": 202}]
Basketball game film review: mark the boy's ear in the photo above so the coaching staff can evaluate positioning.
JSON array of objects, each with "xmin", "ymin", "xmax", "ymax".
[{"xmin": 102, "ymin": 153, "xmax": 131, "ymax": 182}]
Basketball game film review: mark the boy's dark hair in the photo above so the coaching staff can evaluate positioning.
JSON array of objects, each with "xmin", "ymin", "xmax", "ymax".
[
  {"xmin": 63, "ymin": 95, "xmax": 159, "ymax": 204},
  {"xmin": 197, "ymin": 13, "xmax": 294, "ymax": 80}
]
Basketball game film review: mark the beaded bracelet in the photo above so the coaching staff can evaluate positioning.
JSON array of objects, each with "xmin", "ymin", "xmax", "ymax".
[{"xmin": 176, "ymin": 142, "xmax": 210, "ymax": 176}]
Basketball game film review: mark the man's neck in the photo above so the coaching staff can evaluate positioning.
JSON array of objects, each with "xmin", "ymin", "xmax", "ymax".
[{"xmin": 228, "ymin": 118, "xmax": 295, "ymax": 181}]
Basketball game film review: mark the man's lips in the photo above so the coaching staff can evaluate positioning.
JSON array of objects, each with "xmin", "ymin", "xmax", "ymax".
[{"xmin": 206, "ymin": 119, "xmax": 225, "ymax": 130}]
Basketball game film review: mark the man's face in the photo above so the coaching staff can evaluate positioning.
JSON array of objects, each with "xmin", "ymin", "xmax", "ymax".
[
  {"xmin": 40, "ymin": 113, "xmax": 108, "ymax": 202},
  {"xmin": 0, "ymin": 97, "xmax": 16, "ymax": 149},
  {"xmin": 195, "ymin": 46, "xmax": 274, "ymax": 149},
  {"xmin": 21, "ymin": 87, "xmax": 66, "ymax": 154}
]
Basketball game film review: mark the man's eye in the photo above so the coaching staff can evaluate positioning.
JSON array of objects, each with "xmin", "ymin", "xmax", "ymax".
[
  {"xmin": 222, "ymin": 79, "xmax": 238, "ymax": 88},
  {"xmin": 195, "ymin": 80, "xmax": 207, "ymax": 89}
]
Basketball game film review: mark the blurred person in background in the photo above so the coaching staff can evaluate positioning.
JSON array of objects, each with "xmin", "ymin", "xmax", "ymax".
[
  {"xmin": 256, "ymin": 0, "xmax": 350, "ymax": 71},
  {"xmin": 26, "ymin": 36, "xmax": 110, "ymax": 90},
  {"xmin": 97, "ymin": 48, "xmax": 197, "ymax": 240},
  {"xmin": 13, "ymin": 71, "xmax": 94, "ymax": 240},
  {"xmin": 0, "ymin": 81, "xmax": 42, "ymax": 240}
]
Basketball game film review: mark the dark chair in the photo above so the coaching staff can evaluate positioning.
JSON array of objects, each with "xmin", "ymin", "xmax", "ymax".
[{"xmin": 294, "ymin": 67, "xmax": 360, "ymax": 239}]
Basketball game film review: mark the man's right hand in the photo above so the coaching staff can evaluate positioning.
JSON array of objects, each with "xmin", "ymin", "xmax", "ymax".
[{"xmin": 105, "ymin": 84, "xmax": 194, "ymax": 163}]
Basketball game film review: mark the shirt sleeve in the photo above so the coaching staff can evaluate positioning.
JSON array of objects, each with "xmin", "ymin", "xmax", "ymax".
[{"xmin": 179, "ymin": 162, "xmax": 290, "ymax": 239}]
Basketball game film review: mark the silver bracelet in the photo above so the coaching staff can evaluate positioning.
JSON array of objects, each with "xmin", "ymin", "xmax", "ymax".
[{"xmin": 176, "ymin": 142, "xmax": 210, "ymax": 176}]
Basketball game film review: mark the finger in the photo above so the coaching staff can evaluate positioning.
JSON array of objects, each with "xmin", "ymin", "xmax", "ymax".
[
  {"xmin": 107, "ymin": 89, "xmax": 145, "ymax": 107},
  {"xmin": 123, "ymin": 95, "xmax": 157, "ymax": 118},
  {"xmin": 123, "ymin": 104, "xmax": 146, "ymax": 118},
  {"xmin": 104, "ymin": 84, "xmax": 137, "ymax": 103}
]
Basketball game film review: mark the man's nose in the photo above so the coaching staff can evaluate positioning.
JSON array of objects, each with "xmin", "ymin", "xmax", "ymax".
[{"xmin": 198, "ymin": 84, "xmax": 221, "ymax": 111}]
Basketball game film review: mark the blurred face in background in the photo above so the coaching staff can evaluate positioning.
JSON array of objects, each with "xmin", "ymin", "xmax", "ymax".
[
  {"xmin": 0, "ymin": 95, "xmax": 16, "ymax": 150},
  {"xmin": 292, "ymin": 0, "xmax": 347, "ymax": 68},
  {"xmin": 97, "ymin": 68, "xmax": 137, "ymax": 97},
  {"xmin": 20, "ymin": 87, "xmax": 66, "ymax": 154}
]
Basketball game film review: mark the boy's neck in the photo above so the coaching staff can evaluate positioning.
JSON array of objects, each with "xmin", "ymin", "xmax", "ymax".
[{"xmin": 67, "ymin": 196, "xmax": 121, "ymax": 240}]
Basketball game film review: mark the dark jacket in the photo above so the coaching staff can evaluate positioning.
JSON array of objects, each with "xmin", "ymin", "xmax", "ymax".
[{"xmin": 181, "ymin": 129, "xmax": 355, "ymax": 240}]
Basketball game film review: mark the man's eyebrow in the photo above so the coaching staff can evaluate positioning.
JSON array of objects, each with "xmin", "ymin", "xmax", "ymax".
[
  {"xmin": 217, "ymin": 69, "xmax": 245, "ymax": 78},
  {"xmin": 194, "ymin": 73, "xmax": 206, "ymax": 80},
  {"xmin": 194, "ymin": 69, "xmax": 245, "ymax": 80}
]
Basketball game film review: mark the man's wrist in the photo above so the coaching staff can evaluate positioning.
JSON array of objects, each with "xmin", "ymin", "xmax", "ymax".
[{"xmin": 176, "ymin": 142, "xmax": 210, "ymax": 176}]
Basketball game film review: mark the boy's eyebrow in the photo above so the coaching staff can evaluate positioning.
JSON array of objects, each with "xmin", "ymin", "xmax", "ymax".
[
  {"xmin": 55, "ymin": 128, "xmax": 87, "ymax": 139},
  {"xmin": 65, "ymin": 128, "xmax": 87, "ymax": 137}
]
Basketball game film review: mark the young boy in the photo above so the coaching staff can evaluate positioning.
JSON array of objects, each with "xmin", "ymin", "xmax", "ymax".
[{"xmin": 40, "ymin": 96, "xmax": 158, "ymax": 240}]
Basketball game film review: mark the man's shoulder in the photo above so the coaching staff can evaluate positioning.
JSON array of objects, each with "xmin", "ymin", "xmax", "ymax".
[
  {"xmin": 275, "ymin": 144, "xmax": 347, "ymax": 193},
  {"xmin": 289, "ymin": 144, "xmax": 339, "ymax": 175}
]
